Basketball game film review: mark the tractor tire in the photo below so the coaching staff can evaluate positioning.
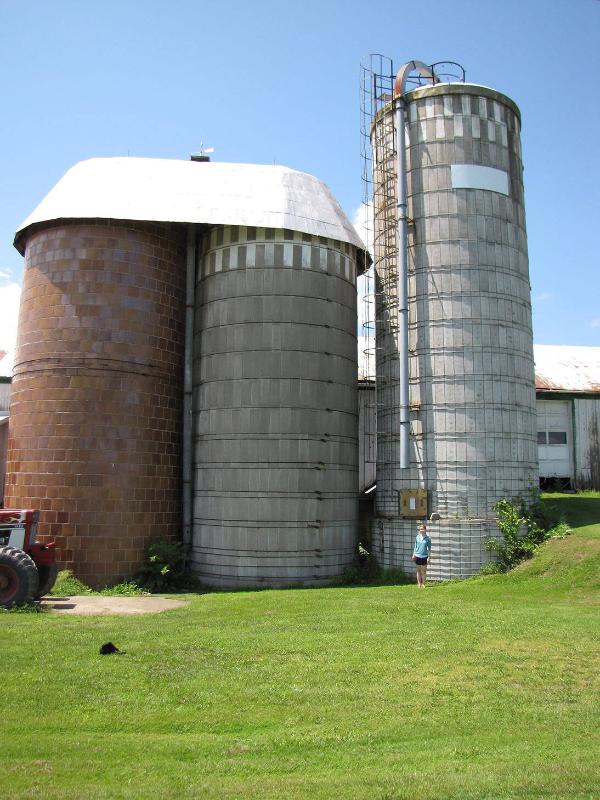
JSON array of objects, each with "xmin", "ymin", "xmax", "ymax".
[
  {"xmin": 0, "ymin": 546, "xmax": 40, "ymax": 608},
  {"xmin": 36, "ymin": 562, "xmax": 58, "ymax": 598}
]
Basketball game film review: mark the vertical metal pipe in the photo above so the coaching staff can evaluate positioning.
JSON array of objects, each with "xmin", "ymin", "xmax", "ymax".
[
  {"xmin": 395, "ymin": 98, "xmax": 410, "ymax": 469},
  {"xmin": 182, "ymin": 226, "xmax": 196, "ymax": 549},
  {"xmin": 392, "ymin": 61, "xmax": 435, "ymax": 470}
]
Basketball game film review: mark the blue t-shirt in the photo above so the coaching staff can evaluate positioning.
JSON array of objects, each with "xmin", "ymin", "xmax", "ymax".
[{"xmin": 413, "ymin": 533, "xmax": 431, "ymax": 558}]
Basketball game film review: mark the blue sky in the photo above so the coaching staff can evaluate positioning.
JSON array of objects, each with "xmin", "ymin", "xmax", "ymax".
[{"xmin": 1, "ymin": 0, "xmax": 598, "ymax": 355}]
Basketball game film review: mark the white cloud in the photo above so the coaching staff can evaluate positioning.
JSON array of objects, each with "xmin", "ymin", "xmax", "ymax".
[
  {"xmin": 591, "ymin": 319, "xmax": 600, "ymax": 329},
  {"xmin": 534, "ymin": 291, "xmax": 552, "ymax": 303},
  {"xmin": 352, "ymin": 201, "xmax": 373, "ymax": 256},
  {"xmin": 0, "ymin": 281, "xmax": 21, "ymax": 355}
]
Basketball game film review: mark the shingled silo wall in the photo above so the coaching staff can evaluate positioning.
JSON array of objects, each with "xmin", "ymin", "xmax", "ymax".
[{"xmin": 5, "ymin": 221, "xmax": 186, "ymax": 586}]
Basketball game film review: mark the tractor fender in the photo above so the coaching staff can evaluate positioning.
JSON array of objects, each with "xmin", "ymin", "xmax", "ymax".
[{"xmin": 29, "ymin": 541, "xmax": 56, "ymax": 567}]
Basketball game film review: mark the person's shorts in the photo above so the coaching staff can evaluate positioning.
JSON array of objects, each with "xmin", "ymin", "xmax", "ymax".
[{"xmin": 414, "ymin": 556, "xmax": 428, "ymax": 566}]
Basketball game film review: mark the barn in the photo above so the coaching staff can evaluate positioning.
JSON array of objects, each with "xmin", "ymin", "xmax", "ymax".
[{"xmin": 534, "ymin": 345, "xmax": 600, "ymax": 490}]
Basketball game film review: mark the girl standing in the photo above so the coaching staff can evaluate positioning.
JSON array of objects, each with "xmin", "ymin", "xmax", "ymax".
[{"xmin": 412, "ymin": 524, "xmax": 431, "ymax": 588}]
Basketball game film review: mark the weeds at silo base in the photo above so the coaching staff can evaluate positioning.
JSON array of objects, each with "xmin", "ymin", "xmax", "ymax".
[
  {"xmin": 486, "ymin": 493, "xmax": 573, "ymax": 572},
  {"xmin": 338, "ymin": 543, "xmax": 412, "ymax": 586}
]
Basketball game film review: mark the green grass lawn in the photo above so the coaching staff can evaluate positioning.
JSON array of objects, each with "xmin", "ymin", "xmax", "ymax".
[{"xmin": 1, "ymin": 493, "xmax": 599, "ymax": 799}]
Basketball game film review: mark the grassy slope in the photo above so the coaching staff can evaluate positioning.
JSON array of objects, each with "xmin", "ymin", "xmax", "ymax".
[{"xmin": 1, "ymin": 494, "xmax": 599, "ymax": 800}]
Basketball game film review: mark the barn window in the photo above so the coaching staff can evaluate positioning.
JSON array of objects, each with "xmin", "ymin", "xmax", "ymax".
[{"xmin": 548, "ymin": 431, "xmax": 567, "ymax": 445}]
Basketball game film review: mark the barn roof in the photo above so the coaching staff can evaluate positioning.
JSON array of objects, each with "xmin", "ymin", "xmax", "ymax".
[{"xmin": 534, "ymin": 345, "xmax": 600, "ymax": 393}]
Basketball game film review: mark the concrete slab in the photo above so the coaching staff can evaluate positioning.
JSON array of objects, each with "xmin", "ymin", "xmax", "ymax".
[{"xmin": 40, "ymin": 595, "xmax": 189, "ymax": 615}]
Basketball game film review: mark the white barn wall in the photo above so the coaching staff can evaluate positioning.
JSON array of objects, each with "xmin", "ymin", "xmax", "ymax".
[{"xmin": 574, "ymin": 398, "xmax": 600, "ymax": 489}]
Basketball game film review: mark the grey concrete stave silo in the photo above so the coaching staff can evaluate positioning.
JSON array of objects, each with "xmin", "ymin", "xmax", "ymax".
[
  {"xmin": 192, "ymin": 224, "xmax": 361, "ymax": 586},
  {"xmin": 370, "ymin": 68, "xmax": 538, "ymax": 579}
]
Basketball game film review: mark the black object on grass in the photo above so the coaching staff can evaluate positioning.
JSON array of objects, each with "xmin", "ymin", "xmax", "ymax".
[{"xmin": 99, "ymin": 642, "xmax": 125, "ymax": 655}]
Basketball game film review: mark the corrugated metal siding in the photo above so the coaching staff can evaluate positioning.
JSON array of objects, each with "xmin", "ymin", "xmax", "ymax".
[{"xmin": 574, "ymin": 398, "xmax": 600, "ymax": 490}]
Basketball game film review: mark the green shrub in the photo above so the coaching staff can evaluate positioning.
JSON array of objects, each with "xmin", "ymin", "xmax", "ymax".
[
  {"xmin": 486, "ymin": 494, "xmax": 572, "ymax": 572},
  {"xmin": 134, "ymin": 537, "xmax": 188, "ymax": 592},
  {"xmin": 339, "ymin": 542, "xmax": 379, "ymax": 585}
]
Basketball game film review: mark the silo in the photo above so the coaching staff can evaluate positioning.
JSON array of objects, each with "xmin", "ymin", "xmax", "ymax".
[
  {"xmin": 6, "ymin": 220, "xmax": 186, "ymax": 586},
  {"xmin": 192, "ymin": 224, "xmax": 361, "ymax": 586},
  {"xmin": 7, "ymin": 157, "xmax": 366, "ymax": 587},
  {"xmin": 369, "ymin": 62, "xmax": 538, "ymax": 578}
]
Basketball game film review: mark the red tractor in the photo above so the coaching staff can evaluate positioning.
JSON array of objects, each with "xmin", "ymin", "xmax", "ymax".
[{"xmin": 0, "ymin": 510, "xmax": 57, "ymax": 608}]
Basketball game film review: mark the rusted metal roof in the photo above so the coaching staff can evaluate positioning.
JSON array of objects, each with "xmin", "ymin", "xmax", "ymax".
[{"xmin": 534, "ymin": 345, "xmax": 600, "ymax": 393}]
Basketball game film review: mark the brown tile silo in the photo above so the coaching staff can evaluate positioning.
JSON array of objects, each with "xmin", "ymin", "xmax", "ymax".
[{"xmin": 5, "ymin": 221, "xmax": 186, "ymax": 586}]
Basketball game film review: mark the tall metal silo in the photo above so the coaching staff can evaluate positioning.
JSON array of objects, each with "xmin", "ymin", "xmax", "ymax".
[
  {"xmin": 364, "ymin": 59, "xmax": 538, "ymax": 579},
  {"xmin": 192, "ymin": 223, "xmax": 361, "ymax": 586}
]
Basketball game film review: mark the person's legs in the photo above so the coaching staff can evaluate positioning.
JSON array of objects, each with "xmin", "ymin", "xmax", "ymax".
[
  {"xmin": 422, "ymin": 562, "xmax": 428, "ymax": 586},
  {"xmin": 416, "ymin": 564, "xmax": 424, "ymax": 587}
]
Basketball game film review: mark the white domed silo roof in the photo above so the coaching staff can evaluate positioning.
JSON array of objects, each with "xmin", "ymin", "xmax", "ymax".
[{"xmin": 15, "ymin": 157, "xmax": 366, "ymax": 255}]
